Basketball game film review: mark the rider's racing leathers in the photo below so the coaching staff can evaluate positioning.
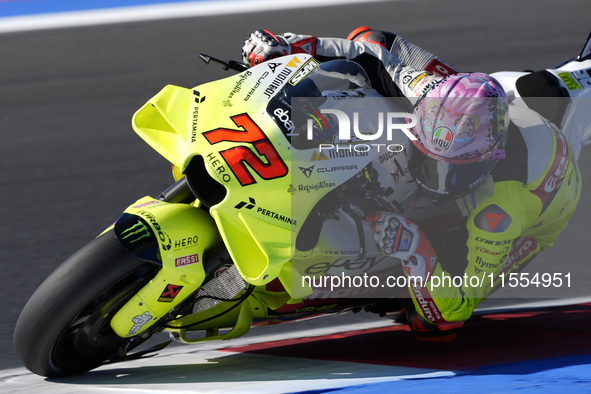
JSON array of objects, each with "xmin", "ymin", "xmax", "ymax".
[{"xmin": 285, "ymin": 30, "xmax": 583, "ymax": 335}]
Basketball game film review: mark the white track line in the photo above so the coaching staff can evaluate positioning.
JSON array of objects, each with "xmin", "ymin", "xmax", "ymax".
[{"xmin": 0, "ymin": 0, "xmax": 394, "ymax": 34}]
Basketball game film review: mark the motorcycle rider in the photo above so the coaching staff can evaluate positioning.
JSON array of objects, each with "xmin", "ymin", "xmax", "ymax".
[{"xmin": 241, "ymin": 28, "xmax": 583, "ymax": 342}]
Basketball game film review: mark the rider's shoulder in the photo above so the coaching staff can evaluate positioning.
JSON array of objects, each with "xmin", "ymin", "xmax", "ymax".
[
  {"xmin": 507, "ymin": 105, "xmax": 554, "ymax": 140},
  {"xmin": 469, "ymin": 202, "xmax": 520, "ymax": 237},
  {"xmin": 506, "ymin": 105, "xmax": 561, "ymax": 183},
  {"xmin": 462, "ymin": 178, "xmax": 523, "ymax": 236}
]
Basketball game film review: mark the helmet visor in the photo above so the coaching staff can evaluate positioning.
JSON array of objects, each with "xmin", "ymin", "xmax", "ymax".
[{"xmin": 409, "ymin": 142, "xmax": 497, "ymax": 199}]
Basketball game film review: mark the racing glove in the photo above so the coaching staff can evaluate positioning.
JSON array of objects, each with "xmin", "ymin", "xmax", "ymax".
[
  {"xmin": 366, "ymin": 211, "xmax": 437, "ymax": 281},
  {"xmin": 367, "ymin": 211, "xmax": 464, "ymax": 342},
  {"xmin": 241, "ymin": 29, "xmax": 317, "ymax": 67}
]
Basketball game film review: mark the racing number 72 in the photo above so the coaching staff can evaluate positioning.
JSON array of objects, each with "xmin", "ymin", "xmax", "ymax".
[{"xmin": 203, "ymin": 113, "xmax": 288, "ymax": 186}]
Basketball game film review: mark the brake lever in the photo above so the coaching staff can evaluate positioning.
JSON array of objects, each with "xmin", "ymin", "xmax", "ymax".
[{"xmin": 199, "ymin": 53, "xmax": 249, "ymax": 72}]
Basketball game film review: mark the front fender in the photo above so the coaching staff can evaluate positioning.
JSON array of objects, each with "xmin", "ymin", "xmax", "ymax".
[{"xmin": 109, "ymin": 196, "xmax": 220, "ymax": 338}]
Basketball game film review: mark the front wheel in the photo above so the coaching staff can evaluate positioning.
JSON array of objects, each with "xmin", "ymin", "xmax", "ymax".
[{"xmin": 13, "ymin": 231, "xmax": 160, "ymax": 377}]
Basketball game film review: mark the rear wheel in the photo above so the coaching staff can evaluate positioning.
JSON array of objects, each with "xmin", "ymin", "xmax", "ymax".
[{"xmin": 14, "ymin": 231, "xmax": 160, "ymax": 377}]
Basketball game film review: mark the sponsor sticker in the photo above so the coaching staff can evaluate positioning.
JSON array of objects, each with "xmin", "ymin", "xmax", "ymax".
[
  {"xmin": 158, "ymin": 284, "xmax": 184, "ymax": 302},
  {"xmin": 425, "ymin": 58, "xmax": 458, "ymax": 77},
  {"xmin": 558, "ymin": 72, "xmax": 582, "ymax": 90},
  {"xmin": 311, "ymin": 150, "xmax": 329, "ymax": 161},
  {"xmin": 132, "ymin": 200, "xmax": 160, "ymax": 209},
  {"xmin": 408, "ymin": 72, "xmax": 429, "ymax": 89},
  {"xmin": 289, "ymin": 58, "xmax": 319, "ymax": 85},
  {"xmin": 175, "ymin": 253, "xmax": 200, "ymax": 267},
  {"xmin": 474, "ymin": 204, "xmax": 512, "ymax": 233},
  {"xmin": 127, "ymin": 311, "xmax": 153, "ymax": 336},
  {"xmin": 432, "ymin": 126, "xmax": 453, "ymax": 149}
]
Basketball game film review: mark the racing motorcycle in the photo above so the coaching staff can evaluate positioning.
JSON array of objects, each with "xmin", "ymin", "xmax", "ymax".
[
  {"xmin": 14, "ymin": 31, "xmax": 591, "ymax": 377},
  {"xmin": 13, "ymin": 53, "xmax": 416, "ymax": 378}
]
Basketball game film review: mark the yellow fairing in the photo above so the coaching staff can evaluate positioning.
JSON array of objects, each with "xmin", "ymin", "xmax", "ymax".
[
  {"xmin": 110, "ymin": 197, "xmax": 219, "ymax": 337},
  {"xmin": 132, "ymin": 85, "xmax": 192, "ymax": 167},
  {"xmin": 131, "ymin": 55, "xmax": 324, "ymax": 294}
]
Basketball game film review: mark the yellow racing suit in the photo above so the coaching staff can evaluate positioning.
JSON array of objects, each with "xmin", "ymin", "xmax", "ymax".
[
  {"xmin": 307, "ymin": 30, "xmax": 582, "ymax": 329},
  {"xmin": 410, "ymin": 105, "xmax": 581, "ymax": 324}
]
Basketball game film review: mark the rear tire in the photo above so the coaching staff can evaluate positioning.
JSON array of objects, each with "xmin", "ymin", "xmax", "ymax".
[{"xmin": 13, "ymin": 231, "xmax": 160, "ymax": 377}]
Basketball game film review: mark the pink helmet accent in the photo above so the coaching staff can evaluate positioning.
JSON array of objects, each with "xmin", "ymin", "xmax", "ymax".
[
  {"xmin": 408, "ymin": 73, "xmax": 510, "ymax": 199},
  {"xmin": 412, "ymin": 73, "xmax": 509, "ymax": 162}
]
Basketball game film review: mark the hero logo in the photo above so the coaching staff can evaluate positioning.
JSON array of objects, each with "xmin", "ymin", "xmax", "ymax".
[
  {"xmin": 273, "ymin": 107, "xmax": 294, "ymax": 133},
  {"xmin": 174, "ymin": 235, "xmax": 199, "ymax": 250},
  {"xmin": 175, "ymin": 253, "xmax": 200, "ymax": 267}
]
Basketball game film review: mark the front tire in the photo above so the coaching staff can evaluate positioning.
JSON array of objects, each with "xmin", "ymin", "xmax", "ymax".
[{"xmin": 14, "ymin": 231, "xmax": 160, "ymax": 377}]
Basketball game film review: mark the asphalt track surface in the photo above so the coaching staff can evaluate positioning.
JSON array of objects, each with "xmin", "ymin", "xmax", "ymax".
[{"xmin": 1, "ymin": 0, "xmax": 591, "ymax": 390}]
